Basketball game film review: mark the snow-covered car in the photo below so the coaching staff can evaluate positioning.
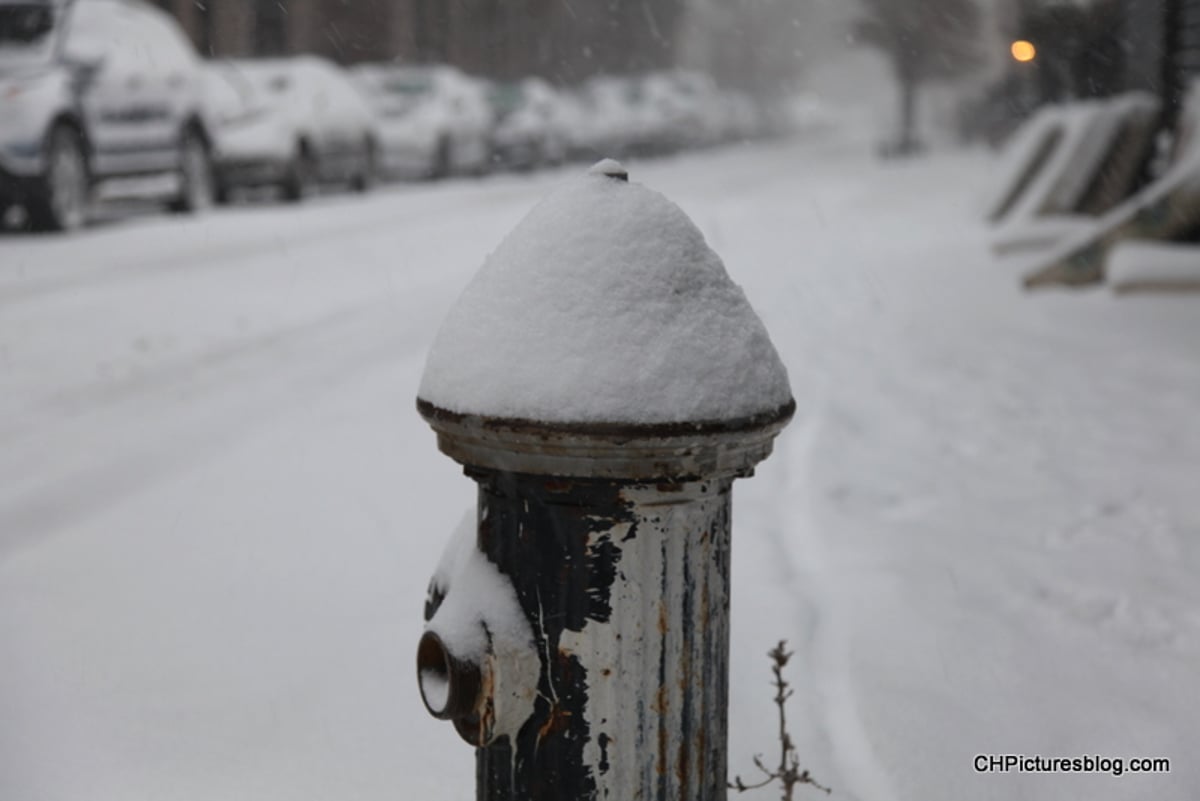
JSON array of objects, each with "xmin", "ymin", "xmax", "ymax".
[
  {"xmin": 570, "ymin": 76, "xmax": 666, "ymax": 160},
  {"xmin": 487, "ymin": 78, "xmax": 572, "ymax": 170},
  {"xmin": 211, "ymin": 57, "xmax": 378, "ymax": 201},
  {"xmin": 718, "ymin": 90, "xmax": 768, "ymax": 143},
  {"xmin": 0, "ymin": 0, "xmax": 215, "ymax": 231},
  {"xmin": 200, "ymin": 62, "xmax": 290, "ymax": 202},
  {"xmin": 353, "ymin": 64, "xmax": 492, "ymax": 179},
  {"xmin": 640, "ymin": 70, "xmax": 727, "ymax": 150}
]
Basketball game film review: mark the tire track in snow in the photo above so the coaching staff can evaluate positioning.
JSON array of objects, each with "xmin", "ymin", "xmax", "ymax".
[
  {"xmin": 0, "ymin": 295, "xmax": 427, "ymax": 447},
  {"xmin": 765, "ymin": 402, "xmax": 898, "ymax": 801},
  {"xmin": 0, "ymin": 287, "xmax": 443, "ymax": 564},
  {"xmin": 0, "ymin": 174, "xmax": 542, "ymax": 562},
  {"xmin": 0, "ymin": 179, "xmax": 541, "ymax": 310},
  {"xmin": 0, "ymin": 338, "xmax": 426, "ymax": 566}
]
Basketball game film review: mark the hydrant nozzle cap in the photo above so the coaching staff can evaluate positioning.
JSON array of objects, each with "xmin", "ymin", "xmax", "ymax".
[
  {"xmin": 588, "ymin": 158, "xmax": 628, "ymax": 181},
  {"xmin": 417, "ymin": 630, "xmax": 482, "ymax": 722}
]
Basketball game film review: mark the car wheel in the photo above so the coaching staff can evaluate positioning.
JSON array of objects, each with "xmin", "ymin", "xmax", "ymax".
[
  {"xmin": 281, "ymin": 144, "xmax": 316, "ymax": 203},
  {"xmin": 472, "ymin": 139, "xmax": 492, "ymax": 176},
  {"xmin": 429, "ymin": 136, "xmax": 451, "ymax": 180},
  {"xmin": 351, "ymin": 137, "xmax": 376, "ymax": 193},
  {"xmin": 524, "ymin": 142, "xmax": 544, "ymax": 172},
  {"xmin": 169, "ymin": 128, "xmax": 214, "ymax": 214},
  {"xmin": 27, "ymin": 124, "xmax": 90, "ymax": 232}
]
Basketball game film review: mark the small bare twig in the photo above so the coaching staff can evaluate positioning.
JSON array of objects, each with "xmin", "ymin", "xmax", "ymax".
[{"xmin": 730, "ymin": 641, "xmax": 831, "ymax": 800}]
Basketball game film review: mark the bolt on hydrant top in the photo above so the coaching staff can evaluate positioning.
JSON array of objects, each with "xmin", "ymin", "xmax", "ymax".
[{"xmin": 417, "ymin": 160, "xmax": 793, "ymax": 480}]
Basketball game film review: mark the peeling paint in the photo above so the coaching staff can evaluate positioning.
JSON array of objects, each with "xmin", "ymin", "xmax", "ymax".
[{"xmin": 467, "ymin": 475, "xmax": 734, "ymax": 800}]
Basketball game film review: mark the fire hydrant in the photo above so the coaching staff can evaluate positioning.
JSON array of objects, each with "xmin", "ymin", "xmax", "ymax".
[{"xmin": 416, "ymin": 160, "xmax": 793, "ymax": 800}]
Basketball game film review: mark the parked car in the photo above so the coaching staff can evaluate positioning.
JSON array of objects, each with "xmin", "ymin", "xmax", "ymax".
[
  {"xmin": 487, "ymin": 77, "xmax": 571, "ymax": 170},
  {"xmin": 211, "ymin": 56, "xmax": 378, "ymax": 202},
  {"xmin": 718, "ymin": 90, "xmax": 768, "ymax": 143},
  {"xmin": 640, "ymin": 70, "xmax": 727, "ymax": 150},
  {"xmin": 200, "ymin": 62, "xmax": 291, "ymax": 203},
  {"xmin": 0, "ymin": 0, "xmax": 215, "ymax": 231},
  {"xmin": 570, "ymin": 75, "xmax": 666, "ymax": 160},
  {"xmin": 354, "ymin": 64, "xmax": 492, "ymax": 179}
]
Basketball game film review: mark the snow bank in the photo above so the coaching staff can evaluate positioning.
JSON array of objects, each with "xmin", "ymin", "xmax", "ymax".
[
  {"xmin": 983, "ymin": 104, "xmax": 1077, "ymax": 219},
  {"xmin": 1109, "ymin": 241, "xmax": 1200, "ymax": 293},
  {"xmin": 989, "ymin": 216, "xmax": 1095, "ymax": 256},
  {"xmin": 986, "ymin": 93, "xmax": 1157, "ymax": 227},
  {"xmin": 1039, "ymin": 93, "xmax": 1156, "ymax": 214},
  {"xmin": 1024, "ymin": 89, "xmax": 1200, "ymax": 283},
  {"xmin": 418, "ymin": 162, "xmax": 792, "ymax": 424}
]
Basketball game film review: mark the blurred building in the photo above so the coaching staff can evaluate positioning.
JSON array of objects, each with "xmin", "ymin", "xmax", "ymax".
[
  {"xmin": 154, "ymin": 0, "xmax": 684, "ymax": 82},
  {"xmin": 961, "ymin": 0, "xmax": 1200, "ymax": 142},
  {"xmin": 999, "ymin": 0, "xmax": 1200, "ymax": 112},
  {"xmin": 1126, "ymin": 0, "xmax": 1200, "ymax": 126},
  {"xmin": 678, "ymin": 0, "xmax": 809, "ymax": 96}
]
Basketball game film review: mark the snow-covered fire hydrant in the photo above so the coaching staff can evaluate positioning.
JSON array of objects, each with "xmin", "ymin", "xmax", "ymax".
[{"xmin": 416, "ymin": 160, "xmax": 793, "ymax": 801}]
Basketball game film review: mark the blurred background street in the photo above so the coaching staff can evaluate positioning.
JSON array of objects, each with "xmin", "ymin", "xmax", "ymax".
[
  {"xmin": 3, "ymin": 0, "xmax": 1199, "ymax": 799},
  {"xmin": 2, "ymin": 134, "xmax": 1197, "ymax": 801}
]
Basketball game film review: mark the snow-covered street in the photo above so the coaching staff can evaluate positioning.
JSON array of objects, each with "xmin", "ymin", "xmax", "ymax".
[{"xmin": 1, "ymin": 138, "xmax": 1196, "ymax": 800}]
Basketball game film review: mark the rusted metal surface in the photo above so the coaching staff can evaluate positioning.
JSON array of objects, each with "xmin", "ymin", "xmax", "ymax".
[
  {"xmin": 416, "ymin": 399, "xmax": 789, "ymax": 800},
  {"xmin": 416, "ymin": 630, "xmax": 482, "ymax": 722},
  {"xmin": 469, "ymin": 472, "xmax": 733, "ymax": 801},
  {"xmin": 416, "ymin": 399, "xmax": 795, "ymax": 482}
]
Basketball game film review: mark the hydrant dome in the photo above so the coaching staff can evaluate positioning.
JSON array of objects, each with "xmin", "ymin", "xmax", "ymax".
[{"xmin": 418, "ymin": 162, "xmax": 792, "ymax": 426}]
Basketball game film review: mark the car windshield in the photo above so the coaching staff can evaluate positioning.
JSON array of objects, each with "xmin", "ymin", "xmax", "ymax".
[
  {"xmin": 0, "ymin": 2, "xmax": 58, "ymax": 67},
  {"xmin": 382, "ymin": 75, "xmax": 432, "ymax": 96},
  {"xmin": 370, "ymin": 72, "xmax": 433, "ymax": 116},
  {"xmin": 249, "ymin": 72, "xmax": 290, "ymax": 94},
  {"xmin": 228, "ymin": 66, "xmax": 293, "ymax": 99},
  {"xmin": 488, "ymin": 84, "xmax": 524, "ymax": 118},
  {"xmin": 0, "ymin": 3, "xmax": 50, "ymax": 43}
]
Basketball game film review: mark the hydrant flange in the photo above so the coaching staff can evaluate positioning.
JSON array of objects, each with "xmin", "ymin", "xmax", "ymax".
[{"xmin": 417, "ymin": 399, "xmax": 795, "ymax": 481}]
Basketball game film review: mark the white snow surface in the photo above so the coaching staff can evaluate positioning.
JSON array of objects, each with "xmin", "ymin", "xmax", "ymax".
[
  {"xmin": 424, "ymin": 511, "xmax": 531, "ymax": 663},
  {"xmin": 1108, "ymin": 241, "xmax": 1200, "ymax": 291},
  {"xmin": 1, "ymin": 139, "xmax": 1198, "ymax": 801},
  {"xmin": 417, "ymin": 164, "xmax": 792, "ymax": 423},
  {"xmin": 986, "ymin": 99, "xmax": 1120, "ymax": 227}
]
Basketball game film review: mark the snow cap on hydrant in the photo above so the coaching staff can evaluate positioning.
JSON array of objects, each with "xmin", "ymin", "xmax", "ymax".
[{"xmin": 417, "ymin": 159, "xmax": 793, "ymax": 431}]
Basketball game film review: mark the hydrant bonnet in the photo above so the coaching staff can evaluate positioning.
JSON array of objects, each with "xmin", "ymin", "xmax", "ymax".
[{"xmin": 417, "ymin": 160, "xmax": 793, "ymax": 432}]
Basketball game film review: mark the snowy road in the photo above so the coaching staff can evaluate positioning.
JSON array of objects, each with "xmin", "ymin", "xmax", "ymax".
[{"xmin": 2, "ymin": 139, "xmax": 1197, "ymax": 801}]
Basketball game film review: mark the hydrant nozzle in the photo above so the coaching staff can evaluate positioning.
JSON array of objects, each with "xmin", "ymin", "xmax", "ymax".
[{"xmin": 416, "ymin": 629, "xmax": 481, "ymax": 723}]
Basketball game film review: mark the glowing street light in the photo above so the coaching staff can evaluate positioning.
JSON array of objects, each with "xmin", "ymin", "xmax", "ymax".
[{"xmin": 1011, "ymin": 39, "xmax": 1037, "ymax": 63}]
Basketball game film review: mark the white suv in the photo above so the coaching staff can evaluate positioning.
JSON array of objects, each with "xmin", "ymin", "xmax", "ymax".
[{"xmin": 0, "ymin": 0, "xmax": 214, "ymax": 231}]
